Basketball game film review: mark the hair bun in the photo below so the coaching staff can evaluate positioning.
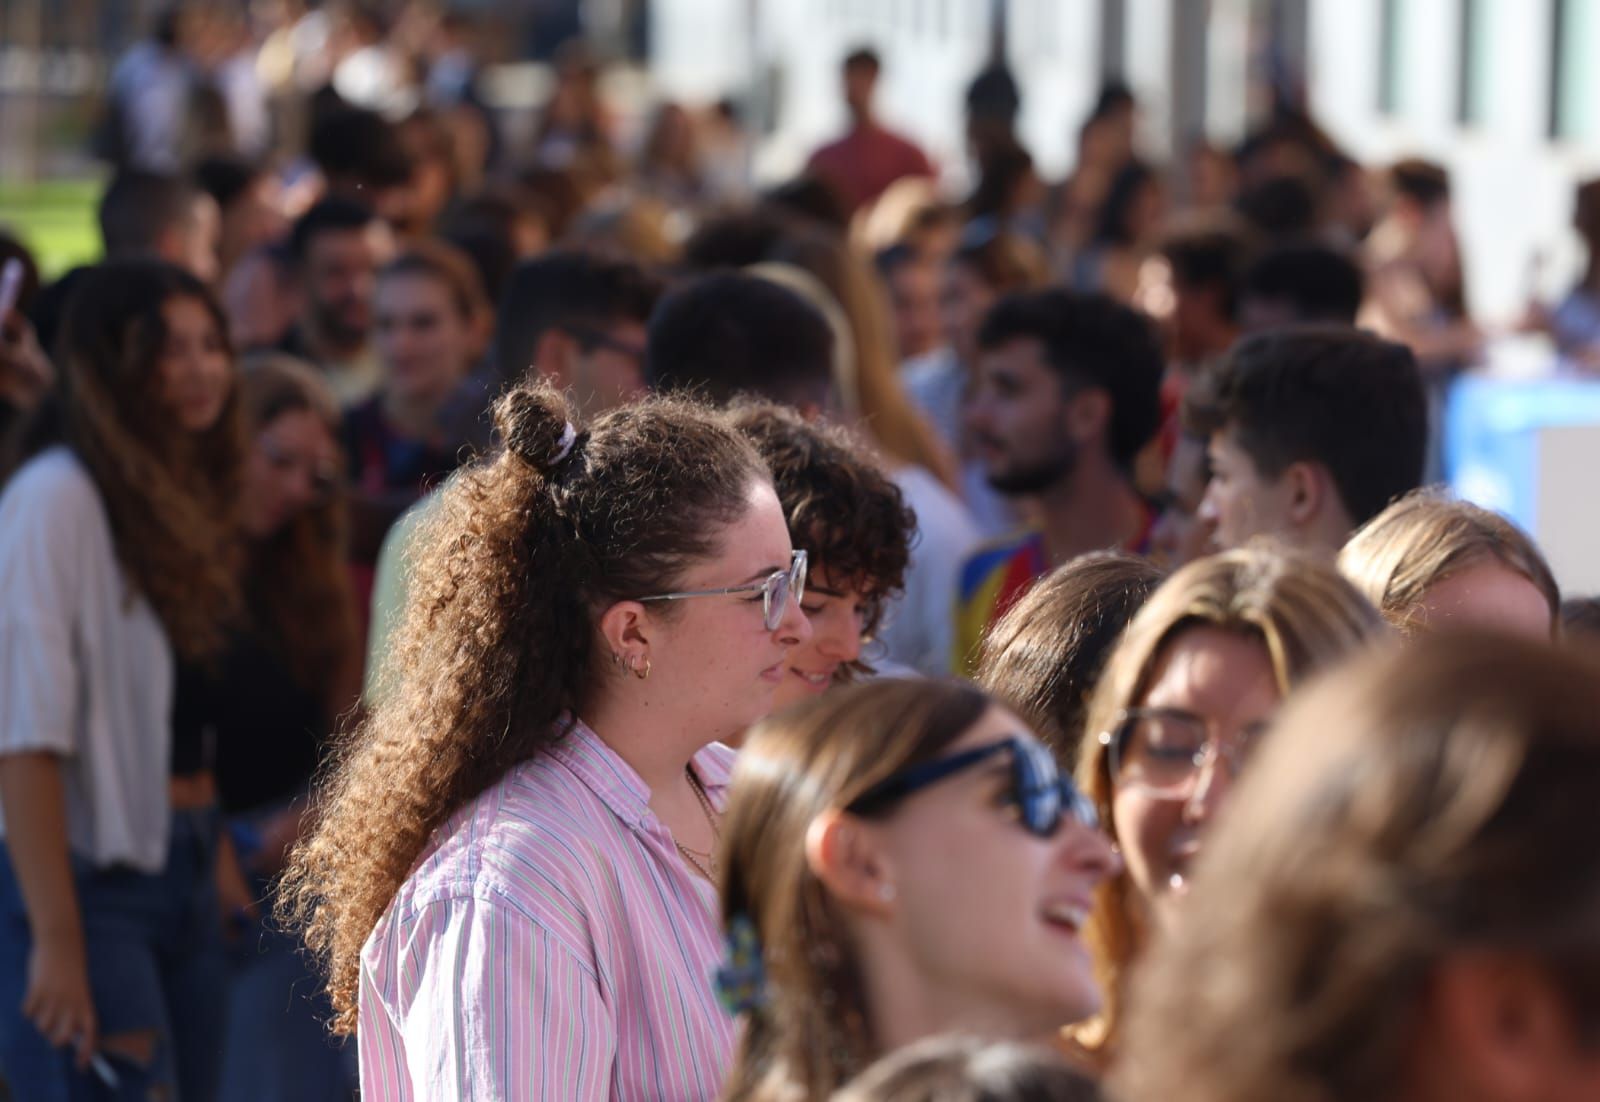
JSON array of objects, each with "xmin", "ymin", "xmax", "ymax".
[{"xmin": 495, "ymin": 382, "xmax": 580, "ymax": 473}]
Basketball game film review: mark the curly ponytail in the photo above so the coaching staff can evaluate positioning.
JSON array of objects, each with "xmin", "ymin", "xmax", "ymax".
[{"xmin": 278, "ymin": 378, "xmax": 768, "ymax": 1034}]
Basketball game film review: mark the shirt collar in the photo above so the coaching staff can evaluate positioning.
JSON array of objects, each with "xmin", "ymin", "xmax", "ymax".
[{"xmin": 550, "ymin": 716, "xmax": 737, "ymax": 829}]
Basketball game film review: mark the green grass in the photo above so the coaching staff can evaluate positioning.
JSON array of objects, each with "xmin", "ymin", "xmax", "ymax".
[{"xmin": 0, "ymin": 177, "xmax": 106, "ymax": 279}]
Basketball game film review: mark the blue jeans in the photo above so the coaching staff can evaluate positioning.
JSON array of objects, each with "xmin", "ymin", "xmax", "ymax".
[
  {"xmin": 0, "ymin": 808, "xmax": 227, "ymax": 1101},
  {"xmin": 217, "ymin": 809, "xmax": 355, "ymax": 1102}
]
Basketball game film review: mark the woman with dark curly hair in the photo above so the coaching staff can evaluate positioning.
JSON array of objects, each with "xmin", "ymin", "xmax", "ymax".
[
  {"xmin": 278, "ymin": 378, "xmax": 811, "ymax": 1100},
  {"xmin": 728, "ymin": 402, "xmax": 916, "ymax": 710},
  {"xmin": 0, "ymin": 260, "xmax": 243, "ymax": 1100}
]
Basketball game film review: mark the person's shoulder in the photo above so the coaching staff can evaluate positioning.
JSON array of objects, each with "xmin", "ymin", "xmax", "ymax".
[
  {"xmin": 0, "ymin": 447, "xmax": 98, "ymax": 518},
  {"xmin": 396, "ymin": 761, "xmax": 620, "ymax": 917},
  {"xmin": 958, "ymin": 528, "xmax": 1042, "ymax": 596},
  {"xmin": 892, "ymin": 466, "xmax": 981, "ymax": 542}
]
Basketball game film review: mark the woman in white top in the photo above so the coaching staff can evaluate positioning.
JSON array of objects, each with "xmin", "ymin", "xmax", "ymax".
[{"xmin": 0, "ymin": 260, "xmax": 242, "ymax": 1100}]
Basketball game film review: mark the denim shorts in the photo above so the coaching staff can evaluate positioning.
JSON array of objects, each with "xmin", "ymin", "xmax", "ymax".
[{"xmin": 0, "ymin": 807, "xmax": 227, "ymax": 1101}]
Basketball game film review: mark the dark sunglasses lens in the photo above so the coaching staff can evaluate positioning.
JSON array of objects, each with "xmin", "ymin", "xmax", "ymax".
[{"xmin": 1015, "ymin": 742, "xmax": 1063, "ymax": 836}]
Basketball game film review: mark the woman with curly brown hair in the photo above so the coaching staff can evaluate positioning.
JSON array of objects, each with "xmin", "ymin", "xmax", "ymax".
[
  {"xmin": 728, "ymin": 402, "xmax": 916, "ymax": 710},
  {"xmin": 0, "ymin": 260, "xmax": 243, "ymax": 1100},
  {"xmin": 279, "ymin": 378, "xmax": 811, "ymax": 1100}
]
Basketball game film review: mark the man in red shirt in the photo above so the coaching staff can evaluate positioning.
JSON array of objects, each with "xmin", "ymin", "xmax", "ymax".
[{"xmin": 806, "ymin": 48, "xmax": 936, "ymax": 216}]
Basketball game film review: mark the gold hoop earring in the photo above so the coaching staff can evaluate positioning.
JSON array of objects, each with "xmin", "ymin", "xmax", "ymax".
[{"xmin": 633, "ymin": 657, "xmax": 652, "ymax": 681}]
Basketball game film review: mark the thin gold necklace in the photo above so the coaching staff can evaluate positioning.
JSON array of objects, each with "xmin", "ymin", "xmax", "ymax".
[{"xmin": 674, "ymin": 766, "xmax": 720, "ymax": 882}]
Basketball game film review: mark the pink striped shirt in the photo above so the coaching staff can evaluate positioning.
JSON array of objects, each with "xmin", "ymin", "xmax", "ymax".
[{"xmin": 357, "ymin": 718, "xmax": 738, "ymax": 1100}]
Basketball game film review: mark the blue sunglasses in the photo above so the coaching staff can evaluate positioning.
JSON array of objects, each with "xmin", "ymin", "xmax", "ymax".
[{"xmin": 845, "ymin": 736, "xmax": 1099, "ymax": 837}]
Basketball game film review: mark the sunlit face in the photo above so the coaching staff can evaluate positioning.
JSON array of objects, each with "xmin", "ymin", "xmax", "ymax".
[
  {"xmin": 373, "ymin": 272, "xmax": 475, "ymax": 405},
  {"xmin": 868, "ymin": 706, "xmax": 1119, "ymax": 1035},
  {"xmin": 640, "ymin": 481, "xmax": 814, "ymax": 743},
  {"xmin": 773, "ymin": 566, "xmax": 869, "ymax": 712},
  {"xmin": 964, "ymin": 337, "xmax": 1077, "ymax": 496},
  {"xmin": 156, "ymin": 295, "xmax": 232, "ymax": 433},
  {"xmin": 1110, "ymin": 627, "xmax": 1279, "ymax": 931},
  {"xmin": 1198, "ymin": 427, "xmax": 1296, "ymax": 550},
  {"xmin": 1412, "ymin": 559, "xmax": 1554, "ymax": 641},
  {"xmin": 240, "ymin": 408, "xmax": 339, "ymax": 539}
]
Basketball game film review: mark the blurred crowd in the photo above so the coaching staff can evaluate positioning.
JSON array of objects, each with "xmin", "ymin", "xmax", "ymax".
[{"xmin": 2, "ymin": 4, "xmax": 1600, "ymax": 1101}]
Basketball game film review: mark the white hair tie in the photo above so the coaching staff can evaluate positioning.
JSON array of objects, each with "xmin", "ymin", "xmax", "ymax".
[{"xmin": 551, "ymin": 422, "xmax": 578, "ymax": 464}]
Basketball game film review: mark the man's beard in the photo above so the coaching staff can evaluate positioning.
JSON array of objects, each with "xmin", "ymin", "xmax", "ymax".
[{"xmin": 985, "ymin": 438, "xmax": 1078, "ymax": 496}]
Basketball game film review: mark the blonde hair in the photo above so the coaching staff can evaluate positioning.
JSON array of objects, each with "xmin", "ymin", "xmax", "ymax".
[
  {"xmin": 1071, "ymin": 545, "xmax": 1386, "ymax": 1062},
  {"xmin": 1113, "ymin": 633, "xmax": 1600, "ymax": 1102},
  {"xmin": 1338, "ymin": 489, "xmax": 1559, "ymax": 636},
  {"xmin": 718, "ymin": 678, "xmax": 992, "ymax": 1102}
]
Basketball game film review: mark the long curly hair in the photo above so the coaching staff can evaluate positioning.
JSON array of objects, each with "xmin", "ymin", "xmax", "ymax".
[
  {"xmin": 277, "ymin": 379, "xmax": 768, "ymax": 1034},
  {"xmin": 54, "ymin": 260, "xmax": 243, "ymax": 661},
  {"xmin": 237, "ymin": 355, "xmax": 361, "ymax": 714}
]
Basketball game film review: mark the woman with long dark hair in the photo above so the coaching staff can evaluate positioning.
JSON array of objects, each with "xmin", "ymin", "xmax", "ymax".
[{"xmin": 0, "ymin": 260, "xmax": 242, "ymax": 1099}]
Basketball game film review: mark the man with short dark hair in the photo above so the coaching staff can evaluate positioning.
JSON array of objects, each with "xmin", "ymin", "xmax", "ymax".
[
  {"xmin": 281, "ymin": 197, "xmax": 393, "ymax": 407},
  {"xmin": 954, "ymin": 290, "xmax": 1165, "ymax": 670},
  {"xmin": 646, "ymin": 272, "xmax": 838, "ymax": 413},
  {"xmin": 1187, "ymin": 326, "xmax": 1426, "ymax": 553},
  {"xmin": 1239, "ymin": 241, "xmax": 1366, "ymax": 329},
  {"xmin": 806, "ymin": 47, "xmax": 935, "ymax": 215},
  {"xmin": 445, "ymin": 250, "xmax": 661, "ymax": 443},
  {"xmin": 309, "ymin": 106, "xmax": 417, "ymax": 229},
  {"xmin": 98, "ymin": 170, "xmax": 220, "ymax": 283}
]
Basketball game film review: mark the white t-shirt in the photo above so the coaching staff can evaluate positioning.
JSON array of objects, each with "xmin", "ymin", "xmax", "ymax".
[
  {"xmin": 877, "ymin": 465, "xmax": 982, "ymax": 678},
  {"xmin": 0, "ymin": 449, "xmax": 174, "ymax": 872}
]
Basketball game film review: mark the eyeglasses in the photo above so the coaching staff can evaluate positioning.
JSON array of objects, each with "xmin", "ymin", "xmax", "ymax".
[
  {"xmin": 638, "ymin": 550, "xmax": 807, "ymax": 633},
  {"xmin": 1099, "ymin": 707, "xmax": 1268, "ymax": 798},
  {"xmin": 560, "ymin": 323, "xmax": 646, "ymax": 366},
  {"xmin": 847, "ymin": 736, "xmax": 1099, "ymax": 838}
]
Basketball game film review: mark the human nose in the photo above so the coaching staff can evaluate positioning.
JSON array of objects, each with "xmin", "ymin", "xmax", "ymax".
[
  {"xmin": 1181, "ymin": 745, "xmax": 1234, "ymax": 827},
  {"xmin": 812, "ymin": 607, "xmax": 862, "ymax": 663},
  {"xmin": 1196, "ymin": 480, "xmax": 1221, "ymax": 524},
  {"xmin": 1059, "ymin": 818, "xmax": 1122, "ymax": 886},
  {"xmin": 774, "ymin": 584, "xmax": 812, "ymax": 646}
]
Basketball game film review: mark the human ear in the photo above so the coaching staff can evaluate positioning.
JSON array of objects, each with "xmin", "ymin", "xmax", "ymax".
[
  {"xmin": 1067, "ymin": 387, "xmax": 1112, "ymax": 443},
  {"xmin": 1283, "ymin": 460, "xmax": 1325, "ymax": 527},
  {"xmin": 804, "ymin": 809, "xmax": 897, "ymax": 918},
  {"xmin": 597, "ymin": 600, "xmax": 653, "ymax": 672},
  {"xmin": 1424, "ymin": 954, "xmax": 1582, "ymax": 1102}
]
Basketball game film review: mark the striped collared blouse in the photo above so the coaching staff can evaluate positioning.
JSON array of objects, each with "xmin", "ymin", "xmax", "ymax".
[{"xmin": 357, "ymin": 718, "xmax": 738, "ymax": 1100}]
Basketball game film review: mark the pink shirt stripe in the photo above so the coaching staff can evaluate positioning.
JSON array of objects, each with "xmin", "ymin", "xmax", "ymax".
[{"xmin": 358, "ymin": 718, "xmax": 738, "ymax": 1100}]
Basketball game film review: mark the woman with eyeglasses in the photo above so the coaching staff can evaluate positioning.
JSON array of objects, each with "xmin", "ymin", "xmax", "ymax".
[
  {"xmin": 1069, "ymin": 546, "xmax": 1385, "ymax": 1070},
  {"xmin": 279, "ymin": 378, "xmax": 811, "ymax": 1100},
  {"xmin": 1116, "ymin": 634, "xmax": 1600, "ymax": 1102},
  {"xmin": 716, "ymin": 678, "xmax": 1117, "ymax": 1101}
]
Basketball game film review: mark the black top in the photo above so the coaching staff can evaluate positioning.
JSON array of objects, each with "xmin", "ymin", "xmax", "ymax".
[{"xmin": 170, "ymin": 629, "xmax": 328, "ymax": 813}]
